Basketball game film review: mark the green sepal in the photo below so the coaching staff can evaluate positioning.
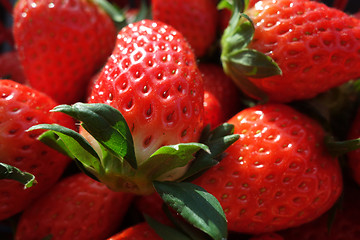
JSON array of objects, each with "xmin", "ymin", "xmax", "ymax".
[
  {"xmin": 153, "ymin": 181, "xmax": 228, "ymax": 240},
  {"xmin": 160, "ymin": 204, "xmax": 212, "ymax": 240},
  {"xmin": 220, "ymin": 0, "xmax": 281, "ymax": 102},
  {"xmin": 93, "ymin": 0, "xmax": 128, "ymax": 30},
  {"xmin": 325, "ymin": 136, "xmax": 360, "ymax": 157},
  {"xmin": 51, "ymin": 103, "xmax": 137, "ymax": 169},
  {"xmin": 217, "ymin": 0, "xmax": 249, "ymax": 12},
  {"xmin": 28, "ymin": 123, "xmax": 102, "ymax": 173},
  {"xmin": 0, "ymin": 163, "xmax": 37, "ymax": 189},
  {"xmin": 138, "ymin": 143, "xmax": 210, "ymax": 181},
  {"xmin": 145, "ymin": 214, "xmax": 192, "ymax": 240},
  {"xmin": 180, "ymin": 123, "xmax": 240, "ymax": 182}
]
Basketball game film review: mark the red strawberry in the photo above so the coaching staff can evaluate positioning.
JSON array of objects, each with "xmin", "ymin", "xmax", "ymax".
[
  {"xmin": 221, "ymin": 0, "xmax": 360, "ymax": 103},
  {"xmin": 85, "ymin": 19, "xmax": 204, "ymax": 193},
  {"xmin": 152, "ymin": 0, "xmax": 218, "ymax": 57},
  {"xmin": 13, "ymin": 0, "xmax": 117, "ymax": 104},
  {"xmin": 107, "ymin": 222, "xmax": 161, "ymax": 240},
  {"xmin": 15, "ymin": 173, "xmax": 134, "ymax": 240},
  {"xmin": 199, "ymin": 63, "xmax": 244, "ymax": 122},
  {"xmin": 193, "ymin": 103, "xmax": 343, "ymax": 234},
  {"xmin": 203, "ymin": 90, "xmax": 223, "ymax": 129},
  {"xmin": 0, "ymin": 51, "xmax": 27, "ymax": 84},
  {"xmin": 0, "ymin": 79, "xmax": 74, "ymax": 220}
]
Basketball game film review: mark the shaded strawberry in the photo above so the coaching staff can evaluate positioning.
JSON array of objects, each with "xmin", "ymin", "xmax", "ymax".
[
  {"xmin": 13, "ymin": 0, "xmax": 117, "ymax": 104},
  {"xmin": 15, "ymin": 173, "xmax": 134, "ymax": 240},
  {"xmin": 152, "ymin": 0, "xmax": 218, "ymax": 57},
  {"xmin": 0, "ymin": 79, "xmax": 74, "ymax": 220}
]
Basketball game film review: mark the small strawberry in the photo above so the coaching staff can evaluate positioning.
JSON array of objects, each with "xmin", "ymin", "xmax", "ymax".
[
  {"xmin": 220, "ymin": 0, "xmax": 360, "ymax": 103},
  {"xmin": 199, "ymin": 63, "xmax": 244, "ymax": 122},
  {"xmin": 0, "ymin": 79, "xmax": 74, "ymax": 220},
  {"xmin": 0, "ymin": 51, "xmax": 27, "ymax": 84},
  {"xmin": 193, "ymin": 103, "xmax": 343, "ymax": 234},
  {"xmin": 15, "ymin": 172, "xmax": 134, "ymax": 240},
  {"xmin": 13, "ymin": 0, "xmax": 117, "ymax": 104},
  {"xmin": 203, "ymin": 90, "xmax": 223, "ymax": 130},
  {"xmin": 107, "ymin": 222, "xmax": 161, "ymax": 240},
  {"xmin": 152, "ymin": 0, "xmax": 218, "ymax": 57}
]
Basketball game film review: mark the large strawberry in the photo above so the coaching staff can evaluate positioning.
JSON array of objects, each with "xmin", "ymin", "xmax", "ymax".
[
  {"xmin": 12, "ymin": 0, "xmax": 117, "ymax": 104},
  {"xmin": 0, "ymin": 79, "xmax": 74, "ymax": 220},
  {"xmin": 152, "ymin": 0, "xmax": 218, "ymax": 57},
  {"xmin": 220, "ymin": 0, "xmax": 360, "ymax": 103},
  {"xmin": 15, "ymin": 172, "xmax": 134, "ymax": 240},
  {"xmin": 193, "ymin": 103, "xmax": 343, "ymax": 234}
]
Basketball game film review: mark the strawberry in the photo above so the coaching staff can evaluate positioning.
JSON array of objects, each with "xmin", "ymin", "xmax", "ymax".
[
  {"xmin": 220, "ymin": 0, "xmax": 360, "ymax": 103},
  {"xmin": 152, "ymin": 0, "xmax": 218, "ymax": 57},
  {"xmin": 193, "ymin": 103, "xmax": 343, "ymax": 234},
  {"xmin": 0, "ymin": 79, "xmax": 74, "ymax": 220},
  {"xmin": 107, "ymin": 222, "xmax": 161, "ymax": 240},
  {"xmin": 199, "ymin": 63, "xmax": 244, "ymax": 122},
  {"xmin": 203, "ymin": 90, "xmax": 223, "ymax": 130},
  {"xmin": 0, "ymin": 51, "xmax": 27, "ymax": 84},
  {"xmin": 12, "ymin": 0, "xmax": 117, "ymax": 104},
  {"xmin": 15, "ymin": 172, "xmax": 134, "ymax": 240},
  {"xmin": 82, "ymin": 19, "xmax": 204, "ymax": 193}
]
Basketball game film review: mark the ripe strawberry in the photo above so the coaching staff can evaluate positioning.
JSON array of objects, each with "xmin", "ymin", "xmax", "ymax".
[
  {"xmin": 221, "ymin": 0, "xmax": 360, "ymax": 103},
  {"xmin": 15, "ymin": 173, "xmax": 134, "ymax": 240},
  {"xmin": 0, "ymin": 79, "xmax": 74, "ymax": 220},
  {"xmin": 0, "ymin": 51, "xmax": 27, "ymax": 84},
  {"xmin": 199, "ymin": 63, "xmax": 244, "ymax": 122},
  {"xmin": 13, "ymin": 0, "xmax": 117, "ymax": 104},
  {"xmin": 107, "ymin": 222, "xmax": 161, "ymax": 240},
  {"xmin": 193, "ymin": 103, "xmax": 343, "ymax": 234},
  {"xmin": 203, "ymin": 90, "xmax": 223, "ymax": 129},
  {"xmin": 152, "ymin": 0, "xmax": 218, "ymax": 57},
  {"xmin": 85, "ymin": 19, "xmax": 204, "ymax": 192}
]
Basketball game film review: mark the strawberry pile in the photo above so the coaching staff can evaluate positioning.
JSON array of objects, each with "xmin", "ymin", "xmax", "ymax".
[{"xmin": 1, "ymin": 0, "xmax": 360, "ymax": 240}]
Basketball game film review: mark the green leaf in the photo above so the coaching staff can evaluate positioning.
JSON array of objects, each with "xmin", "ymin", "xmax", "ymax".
[
  {"xmin": 138, "ymin": 143, "xmax": 209, "ymax": 180},
  {"xmin": 154, "ymin": 181, "xmax": 228, "ymax": 240},
  {"xmin": 225, "ymin": 48, "xmax": 282, "ymax": 78},
  {"xmin": 0, "ymin": 163, "xmax": 36, "ymax": 189},
  {"xmin": 52, "ymin": 103, "xmax": 137, "ymax": 169},
  {"xmin": 223, "ymin": 19, "xmax": 254, "ymax": 54},
  {"xmin": 145, "ymin": 215, "xmax": 192, "ymax": 240},
  {"xmin": 28, "ymin": 123, "xmax": 102, "ymax": 172},
  {"xmin": 180, "ymin": 124, "xmax": 240, "ymax": 181},
  {"xmin": 93, "ymin": 0, "xmax": 128, "ymax": 30}
]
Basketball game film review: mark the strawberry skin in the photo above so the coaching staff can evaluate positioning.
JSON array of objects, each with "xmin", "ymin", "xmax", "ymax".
[
  {"xmin": 0, "ymin": 79, "xmax": 74, "ymax": 220},
  {"xmin": 15, "ymin": 173, "xmax": 134, "ymax": 240},
  {"xmin": 152, "ymin": 0, "xmax": 218, "ymax": 57},
  {"xmin": 107, "ymin": 222, "xmax": 161, "ymax": 240},
  {"xmin": 13, "ymin": 0, "xmax": 117, "ymax": 104},
  {"xmin": 193, "ymin": 103, "xmax": 343, "ymax": 234},
  {"xmin": 88, "ymin": 19, "xmax": 204, "ymax": 166},
  {"xmin": 0, "ymin": 51, "xmax": 27, "ymax": 84}
]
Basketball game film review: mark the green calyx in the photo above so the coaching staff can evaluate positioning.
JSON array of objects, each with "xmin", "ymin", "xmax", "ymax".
[
  {"xmin": 219, "ymin": 0, "xmax": 281, "ymax": 102},
  {"xmin": 28, "ymin": 103, "xmax": 239, "ymax": 196},
  {"xmin": 0, "ymin": 163, "xmax": 37, "ymax": 189}
]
